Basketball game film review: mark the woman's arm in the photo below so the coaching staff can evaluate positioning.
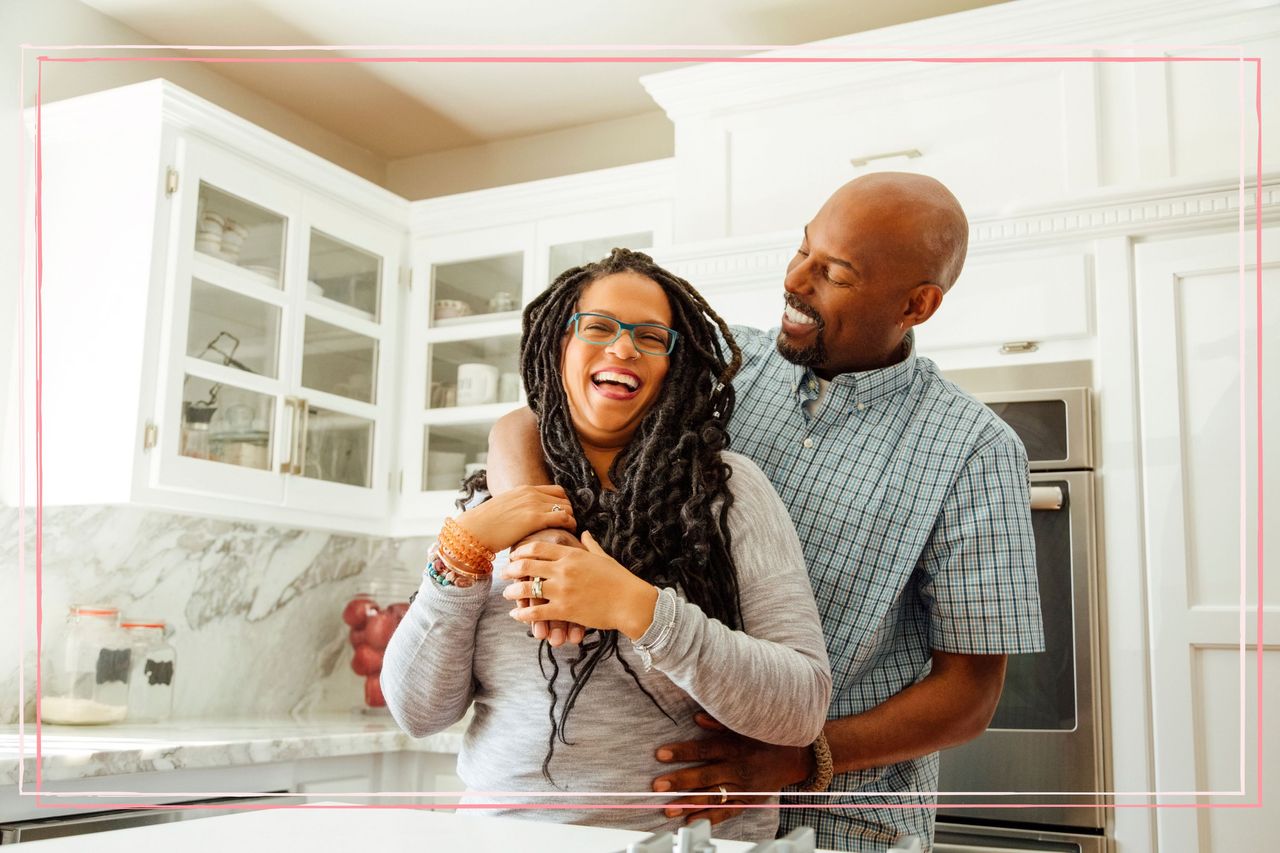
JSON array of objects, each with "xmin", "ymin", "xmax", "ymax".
[
  {"xmin": 380, "ymin": 567, "xmax": 489, "ymax": 738},
  {"xmin": 634, "ymin": 454, "xmax": 832, "ymax": 747}
]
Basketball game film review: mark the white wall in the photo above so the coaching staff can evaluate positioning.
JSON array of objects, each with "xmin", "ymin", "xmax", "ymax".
[{"xmin": 384, "ymin": 110, "xmax": 673, "ymax": 200}]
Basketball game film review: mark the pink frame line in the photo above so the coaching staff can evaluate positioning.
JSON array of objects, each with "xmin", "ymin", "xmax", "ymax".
[{"xmin": 14, "ymin": 46, "xmax": 1264, "ymax": 816}]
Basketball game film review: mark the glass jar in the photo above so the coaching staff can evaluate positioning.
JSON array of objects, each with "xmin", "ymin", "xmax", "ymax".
[
  {"xmin": 122, "ymin": 618, "xmax": 176, "ymax": 722},
  {"xmin": 341, "ymin": 573, "xmax": 420, "ymax": 712},
  {"xmin": 41, "ymin": 605, "xmax": 132, "ymax": 725}
]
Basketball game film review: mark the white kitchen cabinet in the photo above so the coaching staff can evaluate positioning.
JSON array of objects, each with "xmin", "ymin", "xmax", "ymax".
[
  {"xmin": 1132, "ymin": 226, "xmax": 1277, "ymax": 853},
  {"xmin": 11, "ymin": 81, "xmax": 408, "ymax": 533}
]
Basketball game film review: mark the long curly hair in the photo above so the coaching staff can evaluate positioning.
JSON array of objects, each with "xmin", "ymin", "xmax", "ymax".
[{"xmin": 519, "ymin": 247, "xmax": 744, "ymax": 783}]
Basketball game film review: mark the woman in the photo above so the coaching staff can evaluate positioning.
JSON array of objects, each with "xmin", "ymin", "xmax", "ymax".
[{"xmin": 381, "ymin": 249, "xmax": 830, "ymax": 840}]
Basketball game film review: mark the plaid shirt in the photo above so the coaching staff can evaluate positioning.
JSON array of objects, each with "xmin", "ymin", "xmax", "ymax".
[{"xmin": 727, "ymin": 326, "xmax": 1045, "ymax": 852}]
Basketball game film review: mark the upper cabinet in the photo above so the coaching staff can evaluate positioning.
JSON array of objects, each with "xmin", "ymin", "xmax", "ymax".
[
  {"xmin": 21, "ymin": 82, "xmax": 407, "ymax": 533},
  {"xmin": 163, "ymin": 139, "xmax": 403, "ymax": 522}
]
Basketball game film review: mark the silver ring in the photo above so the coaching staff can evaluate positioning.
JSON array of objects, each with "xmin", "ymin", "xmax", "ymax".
[
  {"xmin": 717, "ymin": 784, "xmax": 728, "ymax": 804},
  {"xmin": 550, "ymin": 504, "xmax": 563, "ymax": 513},
  {"xmin": 531, "ymin": 577, "xmax": 544, "ymax": 599}
]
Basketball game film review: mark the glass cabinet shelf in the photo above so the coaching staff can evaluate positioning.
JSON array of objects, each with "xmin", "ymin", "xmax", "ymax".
[
  {"xmin": 427, "ymin": 334, "xmax": 521, "ymax": 410},
  {"xmin": 430, "ymin": 252, "xmax": 523, "ymax": 326},
  {"xmin": 422, "ymin": 422, "xmax": 492, "ymax": 492},
  {"xmin": 308, "ymin": 229, "xmax": 381, "ymax": 322},
  {"xmin": 195, "ymin": 182, "xmax": 286, "ymax": 288}
]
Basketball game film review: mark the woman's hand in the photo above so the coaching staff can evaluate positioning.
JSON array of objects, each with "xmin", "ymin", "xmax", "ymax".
[
  {"xmin": 451, "ymin": 485, "xmax": 576, "ymax": 555},
  {"xmin": 501, "ymin": 531, "xmax": 659, "ymax": 641}
]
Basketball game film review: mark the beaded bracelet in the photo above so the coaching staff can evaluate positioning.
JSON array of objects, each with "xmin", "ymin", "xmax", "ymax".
[
  {"xmin": 439, "ymin": 518, "xmax": 495, "ymax": 575},
  {"xmin": 436, "ymin": 547, "xmax": 487, "ymax": 584},
  {"xmin": 798, "ymin": 731, "xmax": 834, "ymax": 792}
]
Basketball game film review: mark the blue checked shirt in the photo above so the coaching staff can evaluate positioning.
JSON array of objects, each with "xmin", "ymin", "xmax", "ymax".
[{"xmin": 727, "ymin": 326, "xmax": 1045, "ymax": 852}]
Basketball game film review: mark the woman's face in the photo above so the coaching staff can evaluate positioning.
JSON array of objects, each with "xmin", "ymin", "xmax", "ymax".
[{"xmin": 560, "ymin": 271, "xmax": 674, "ymax": 448}]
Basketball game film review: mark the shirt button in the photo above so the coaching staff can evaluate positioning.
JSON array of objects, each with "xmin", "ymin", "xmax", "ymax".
[
  {"xmin": 802, "ymin": 437, "xmax": 814, "ymax": 448},
  {"xmin": 857, "ymin": 402, "xmax": 866, "ymax": 411}
]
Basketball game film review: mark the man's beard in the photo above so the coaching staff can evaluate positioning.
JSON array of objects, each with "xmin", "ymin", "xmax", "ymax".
[{"xmin": 775, "ymin": 297, "xmax": 827, "ymax": 367}]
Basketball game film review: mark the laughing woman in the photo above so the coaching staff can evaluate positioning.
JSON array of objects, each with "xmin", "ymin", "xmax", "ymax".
[{"xmin": 381, "ymin": 249, "xmax": 830, "ymax": 840}]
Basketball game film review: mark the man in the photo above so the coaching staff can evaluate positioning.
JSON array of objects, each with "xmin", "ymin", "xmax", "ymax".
[{"xmin": 489, "ymin": 172, "xmax": 1044, "ymax": 851}]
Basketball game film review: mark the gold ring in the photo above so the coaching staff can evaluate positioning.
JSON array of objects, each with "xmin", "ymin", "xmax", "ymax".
[
  {"xmin": 531, "ymin": 577, "xmax": 544, "ymax": 599},
  {"xmin": 551, "ymin": 504, "xmax": 563, "ymax": 513},
  {"xmin": 717, "ymin": 784, "xmax": 728, "ymax": 804}
]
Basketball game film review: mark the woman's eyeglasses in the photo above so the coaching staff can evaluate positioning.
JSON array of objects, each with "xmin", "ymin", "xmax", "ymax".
[{"xmin": 565, "ymin": 313, "xmax": 679, "ymax": 356}]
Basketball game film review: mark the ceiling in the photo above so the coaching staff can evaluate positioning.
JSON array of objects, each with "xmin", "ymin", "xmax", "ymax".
[{"xmin": 78, "ymin": 0, "xmax": 1011, "ymax": 160}]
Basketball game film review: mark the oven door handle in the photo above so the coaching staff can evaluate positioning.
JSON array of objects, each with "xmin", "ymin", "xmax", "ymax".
[{"xmin": 1030, "ymin": 485, "xmax": 1064, "ymax": 511}]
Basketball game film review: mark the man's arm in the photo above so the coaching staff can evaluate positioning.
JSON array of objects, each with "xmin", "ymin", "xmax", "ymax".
[
  {"xmin": 653, "ymin": 650, "xmax": 1006, "ymax": 820},
  {"xmin": 486, "ymin": 407, "xmax": 585, "ymax": 646},
  {"xmin": 486, "ymin": 407, "xmax": 550, "ymax": 493}
]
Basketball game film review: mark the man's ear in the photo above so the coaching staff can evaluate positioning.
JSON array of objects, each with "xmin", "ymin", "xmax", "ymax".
[{"xmin": 902, "ymin": 284, "xmax": 944, "ymax": 330}]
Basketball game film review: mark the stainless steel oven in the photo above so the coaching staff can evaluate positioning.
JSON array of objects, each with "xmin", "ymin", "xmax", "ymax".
[{"xmin": 935, "ymin": 381, "xmax": 1108, "ymax": 852}]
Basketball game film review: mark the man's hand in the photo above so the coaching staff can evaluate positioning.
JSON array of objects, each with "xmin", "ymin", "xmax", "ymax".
[
  {"xmin": 510, "ymin": 528, "xmax": 586, "ymax": 647},
  {"xmin": 651, "ymin": 713, "xmax": 812, "ymax": 826}
]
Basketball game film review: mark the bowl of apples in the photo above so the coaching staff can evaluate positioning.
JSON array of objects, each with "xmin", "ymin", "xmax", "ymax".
[{"xmin": 341, "ymin": 577, "xmax": 418, "ymax": 712}]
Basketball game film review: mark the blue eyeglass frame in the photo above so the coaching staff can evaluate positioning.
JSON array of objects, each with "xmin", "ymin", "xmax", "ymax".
[{"xmin": 564, "ymin": 312, "xmax": 680, "ymax": 356}]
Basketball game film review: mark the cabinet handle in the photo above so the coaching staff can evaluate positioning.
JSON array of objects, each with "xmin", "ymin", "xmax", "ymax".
[
  {"xmin": 297, "ymin": 399, "xmax": 311, "ymax": 479},
  {"xmin": 279, "ymin": 396, "xmax": 304, "ymax": 475},
  {"xmin": 999, "ymin": 340, "xmax": 1040, "ymax": 355},
  {"xmin": 849, "ymin": 148, "xmax": 922, "ymax": 167}
]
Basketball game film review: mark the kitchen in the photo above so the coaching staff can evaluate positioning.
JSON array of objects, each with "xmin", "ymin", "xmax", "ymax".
[{"xmin": 0, "ymin": 0, "xmax": 1275, "ymax": 850}]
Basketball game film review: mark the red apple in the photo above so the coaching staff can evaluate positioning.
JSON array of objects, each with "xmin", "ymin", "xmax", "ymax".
[
  {"xmin": 365, "ymin": 675, "xmax": 385, "ymax": 707},
  {"xmin": 348, "ymin": 626, "xmax": 366, "ymax": 647},
  {"xmin": 351, "ymin": 645, "xmax": 383, "ymax": 677},
  {"xmin": 365, "ymin": 611, "xmax": 397, "ymax": 651},
  {"xmin": 342, "ymin": 596, "xmax": 377, "ymax": 629},
  {"xmin": 387, "ymin": 602, "xmax": 409, "ymax": 622}
]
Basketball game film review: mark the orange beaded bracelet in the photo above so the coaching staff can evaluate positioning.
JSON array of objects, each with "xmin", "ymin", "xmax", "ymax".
[{"xmin": 438, "ymin": 518, "xmax": 495, "ymax": 577}]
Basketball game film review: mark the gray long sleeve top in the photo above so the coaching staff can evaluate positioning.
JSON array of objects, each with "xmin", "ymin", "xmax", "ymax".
[{"xmin": 381, "ymin": 451, "xmax": 832, "ymax": 841}]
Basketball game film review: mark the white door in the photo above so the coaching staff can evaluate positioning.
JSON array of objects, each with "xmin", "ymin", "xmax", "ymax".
[{"xmin": 1134, "ymin": 226, "xmax": 1278, "ymax": 851}]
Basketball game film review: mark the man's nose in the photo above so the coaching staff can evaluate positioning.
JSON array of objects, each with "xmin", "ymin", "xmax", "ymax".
[{"xmin": 784, "ymin": 257, "xmax": 814, "ymax": 296}]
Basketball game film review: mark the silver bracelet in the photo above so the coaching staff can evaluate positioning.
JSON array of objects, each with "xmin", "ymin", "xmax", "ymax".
[{"xmin": 633, "ymin": 587, "xmax": 678, "ymax": 672}]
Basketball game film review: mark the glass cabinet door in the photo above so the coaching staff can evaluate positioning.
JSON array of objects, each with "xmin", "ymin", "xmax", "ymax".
[
  {"xmin": 546, "ymin": 230, "xmax": 653, "ymax": 286},
  {"xmin": 160, "ymin": 145, "xmax": 299, "ymax": 504},
  {"xmin": 285, "ymin": 217, "xmax": 396, "ymax": 507}
]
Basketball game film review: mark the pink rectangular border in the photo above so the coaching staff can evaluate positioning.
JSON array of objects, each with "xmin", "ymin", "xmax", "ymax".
[{"xmin": 12, "ymin": 45, "xmax": 1265, "ymax": 818}]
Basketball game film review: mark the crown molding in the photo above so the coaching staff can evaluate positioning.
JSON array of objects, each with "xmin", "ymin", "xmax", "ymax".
[
  {"xmin": 652, "ymin": 176, "xmax": 1280, "ymax": 290},
  {"xmin": 640, "ymin": 0, "xmax": 1273, "ymax": 120}
]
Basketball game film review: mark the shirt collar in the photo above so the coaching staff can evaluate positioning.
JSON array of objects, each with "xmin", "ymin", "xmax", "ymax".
[{"xmin": 790, "ymin": 330, "xmax": 918, "ymax": 409}]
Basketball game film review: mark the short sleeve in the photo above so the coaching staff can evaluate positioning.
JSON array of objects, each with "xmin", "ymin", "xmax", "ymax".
[{"xmin": 917, "ymin": 434, "xmax": 1045, "ymax": 654}]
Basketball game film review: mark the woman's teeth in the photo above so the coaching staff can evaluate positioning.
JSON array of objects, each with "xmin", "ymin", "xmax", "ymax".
[
  {"xmin": 592, "ymin": 371, "xmax": 639, "ymax": 390},
  {"xmin": 785, "ymin": 304, "xmax": 817, "ymax": 325}
]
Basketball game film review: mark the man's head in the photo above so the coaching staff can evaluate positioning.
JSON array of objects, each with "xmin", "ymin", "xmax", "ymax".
[{"xmin": 776, "ymin": 171, "xmax": 968, "ymax": 378}]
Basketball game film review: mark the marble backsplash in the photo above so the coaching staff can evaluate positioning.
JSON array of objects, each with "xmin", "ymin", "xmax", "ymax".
[{"xmin": 0, "ymin": 505, "xmax": 432, "ymax": 724}]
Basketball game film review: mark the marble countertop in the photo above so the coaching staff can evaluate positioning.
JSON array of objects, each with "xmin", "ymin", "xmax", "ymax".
[{"xmin": 0, "ymin": 711, "xmax": 466, "ymax": 784}]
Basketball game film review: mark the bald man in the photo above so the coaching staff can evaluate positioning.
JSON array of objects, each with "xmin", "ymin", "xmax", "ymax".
[{"xmin": 490, "ymin": 173, "xmax": 1044, "ymax": 851}]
